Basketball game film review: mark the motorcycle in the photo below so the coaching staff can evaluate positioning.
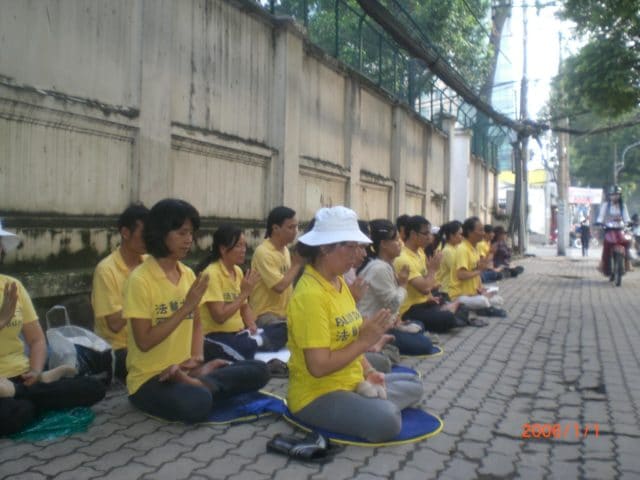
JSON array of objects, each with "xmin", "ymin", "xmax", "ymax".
[{"xmin": 602, "ymin": 220, "xmax": 632, "ymax": 287}]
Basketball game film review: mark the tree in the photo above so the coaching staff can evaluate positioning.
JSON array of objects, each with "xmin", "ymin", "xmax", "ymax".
[
  {"xmin": 268, "ymin": 0, "xmax": 495, "ymax": 105},
  {"xmin": 547, "ymin": 60, "xmax": 640, "ymax": 212},
  {"xmin": 558, "ymin": 0, "xmax": 640, "ymax": 117}
]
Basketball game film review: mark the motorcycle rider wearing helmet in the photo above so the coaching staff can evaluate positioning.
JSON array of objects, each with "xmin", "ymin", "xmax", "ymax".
[{"xmin": 597, "ymin": 185, "xmax": 631, "ymax": 275}]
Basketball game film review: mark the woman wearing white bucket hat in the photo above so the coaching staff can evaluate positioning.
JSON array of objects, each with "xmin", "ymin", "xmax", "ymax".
[
  {"xmin": 0, "ymin": 222, "xmax": 106, "ymax": 436},
  {"xmin": 286, "ymin": 206, "xmax": 423, "ymax": 442}
]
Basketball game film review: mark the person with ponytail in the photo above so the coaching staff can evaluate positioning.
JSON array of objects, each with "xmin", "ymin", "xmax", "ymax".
[
  {"xmin": 196, "ymin": 225, "xmax": 287, "ymax": 361},
  {"xmin": 435, "ymin": 221, "xmax": 463, "ymax": 300},
  {"xmin": 357, "ymin": 220, "xmax": 438, "ymax": 356}
]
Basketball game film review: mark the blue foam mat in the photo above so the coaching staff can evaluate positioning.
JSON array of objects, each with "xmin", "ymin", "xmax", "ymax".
[{"xmin": 283, "ymin": 407, "xmax": 443, "ymax": 446}]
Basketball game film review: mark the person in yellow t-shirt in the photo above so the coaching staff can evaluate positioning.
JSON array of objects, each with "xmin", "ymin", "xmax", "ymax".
[
  {"xmin": 123, "ymin": 200, "xmax": 268, "ymax": 423},
  {"xmin": 250, "ymin": 206, "xmax": 303, "ymax": 327},
  {"xmin": 0, "ymin": 227, "xmax": 105, "ymax": 436},
  {"xmin": 393, "ymin": 215, "xmax": 462, "ymax": 333},
  {"xmin": 435, "ymin": 220, "xmax": 463, "ymax": 297},
  {"xmin": 91, "ymin": 203, "xmax": 148, "ymax": 381},
  {"xmin": 448, "ymin": 217, "xmax": 506, "ymax": 317},
  {"xmin": 478, "ymin": 224, "xmax": 504, "ymax": 284},
  {"xmin": 195, "ymin": 225, "xmax": 287, "ymax": 361},
  {"xmin": 288, "ymin": 206, "xmax": 422, "ymax": 443}
]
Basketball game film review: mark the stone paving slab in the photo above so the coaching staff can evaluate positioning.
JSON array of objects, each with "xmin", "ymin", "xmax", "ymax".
[{"xmin": 2, "ymin": 249, "xmax": 640, "ymax": 479}]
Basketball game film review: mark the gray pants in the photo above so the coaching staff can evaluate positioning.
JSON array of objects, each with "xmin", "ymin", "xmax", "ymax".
[{"xmin": 294, "ymin": 373, "xmax": 423, "ymax": 442}]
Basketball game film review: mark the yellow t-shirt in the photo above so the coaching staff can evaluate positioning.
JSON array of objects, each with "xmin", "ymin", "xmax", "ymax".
[
  {"xmin": 287, "ymin": 265, "xmax": 364, "ymax": 413},
  {"xmin": 449, "ymin": 239, "xmax": 481, "ymax": 299},
  {"xmin": 123, "ymin": 257, "xmax": 196, "ymax": 395},
  {"xmin": 0, "ymin": 274, "xmax": 38, "ymax": 378},
  {"xmin": 394, "ymin": 246, "xmax": 430, "ymax": 315},
  {"xmin": 436, "ymin": 243, "xmax": 458, "ymax": 295},
  {"xmin": 249, "ymin": 239, "xmax": 292, "ymax": 318},
  {"xmin": 477, "ymin": 240, "xmax": 490, "ymax": 258},
  {"xmin": 199, "ymin": 261, "xmax": 245, "ymax": 334},
  {"xmin": 91, "ymin": 249, "xmax": 144, "ymax": 350}
]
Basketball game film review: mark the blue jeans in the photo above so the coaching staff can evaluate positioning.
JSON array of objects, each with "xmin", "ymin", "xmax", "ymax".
[
  {"xmin": 389, "ymin": 325, "xmax": 435, "ymax": 355},
  {"xmin": 481, "ymin": 270, "xmax": 502, "ymax": 283},
  {"xmin": 129, "ymin": 360, "xmax": 269, "ymax": 423}
]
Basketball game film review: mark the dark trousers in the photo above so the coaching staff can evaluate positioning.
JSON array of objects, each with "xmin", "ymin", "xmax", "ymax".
[
  {"xmin": 114, "ymin": 348, "xmax": 127, "ymax": 382},
  {"xmin": 128, "ymin": 360, "xmax": 269, "ymax": 423},
  {"xmin": 389, "ymin": 325, "xmax": 434, "ymax": 355},
  {"xmin": 481, "ymin": 270, "xmax": 503, "ymax": 283},
  {"xmin": 581, "ymin": 238, "xmax": 590, "ymax": 256},
  {"xmin": 0, "ymin": 377, "xmax": 106, "ymax": 436},
  {"xmin": 402, "ymin": 303, "xmax": 457, "ymax": 333},
  {"xmin": 204, "ymin": 323, "xmax": 287, "ymax": 360}
]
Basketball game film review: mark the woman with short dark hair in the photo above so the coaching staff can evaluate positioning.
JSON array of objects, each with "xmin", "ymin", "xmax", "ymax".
[{"xmin": 123, "ymin": 199, "xmax": 269, "ymax": 423}]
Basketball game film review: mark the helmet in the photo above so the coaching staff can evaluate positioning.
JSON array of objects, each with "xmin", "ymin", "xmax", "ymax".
[{"xmin": 608, "ymin": 184, "xmax": 622, "ymax": 195}]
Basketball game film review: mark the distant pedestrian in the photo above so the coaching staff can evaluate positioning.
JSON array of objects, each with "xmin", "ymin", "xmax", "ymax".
[{"xmin": 579, "ymin": 220, "xmax": 591, "ymax": 257}]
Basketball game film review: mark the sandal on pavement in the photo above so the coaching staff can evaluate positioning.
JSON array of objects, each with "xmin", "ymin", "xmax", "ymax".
[
  {"xmin": 266, "ymin": 359, "xmax": 289, "ymax": 378},
  {"xmin": 467, "ymin": 317, "xmax": 489, "ymax": 327},
  {"xmin": 266, "ymin": 432, "xmax": 343, "ymax": 463}
]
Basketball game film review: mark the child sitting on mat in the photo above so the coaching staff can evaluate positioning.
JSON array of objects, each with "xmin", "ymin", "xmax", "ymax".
[
  {"xmin": 287, "ymin": 206, "xmax": 423, "ymax": 442},
  {"xmin": 194, "ymin": 225, "xmax": 287, "ymax": 361}
]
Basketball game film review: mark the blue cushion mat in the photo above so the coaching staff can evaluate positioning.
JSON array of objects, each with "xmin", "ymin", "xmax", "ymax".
[{"xmin": 283, "ymin": 407, "xmax": 443, "ymax": 447}]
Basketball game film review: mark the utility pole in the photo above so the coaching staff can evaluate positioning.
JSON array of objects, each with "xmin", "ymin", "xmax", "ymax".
[
  {"xmin": 519, "ymin": 2, "xmax": 529, "ymax": 253},
  {"xmin": 556, "ymin": 32, "xmax": 569, "ymax": 256}
]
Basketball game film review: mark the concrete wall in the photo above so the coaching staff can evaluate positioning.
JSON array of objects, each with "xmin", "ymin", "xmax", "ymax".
[{"xmin": 0, "ymin": 0, "xmax": 494, "ymax": 299}]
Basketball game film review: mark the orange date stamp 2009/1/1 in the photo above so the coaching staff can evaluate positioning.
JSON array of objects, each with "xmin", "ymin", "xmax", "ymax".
[{"xmin": 521, "ymin": 423, "xmax": 600, "ymax": 439}]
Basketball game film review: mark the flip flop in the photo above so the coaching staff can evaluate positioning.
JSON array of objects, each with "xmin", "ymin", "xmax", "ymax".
[
  {"xmin": 467, "ymin": 317, "xmax": 489, "ymax": 327},
  {"xmin": 266, "ymin": 359, "xmax": 289, "ymax": 378}
]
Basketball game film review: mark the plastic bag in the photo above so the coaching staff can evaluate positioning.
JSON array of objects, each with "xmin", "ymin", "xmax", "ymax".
[
  {"xmin": 10, "ymin": 407, "xmax": 95, "ymax": 441},
  {"xmin": 45, "ymin": 306, "xmax": 113, "ymax": 383}
]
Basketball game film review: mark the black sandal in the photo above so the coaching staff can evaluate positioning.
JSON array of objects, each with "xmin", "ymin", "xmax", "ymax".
[
  {"xmin": 266, "ymin": 359, "xmax": 289, "ymax": 378},
  {"xmin": 266, "ymin": 432, "xmax": 342, "ymax": 463}
]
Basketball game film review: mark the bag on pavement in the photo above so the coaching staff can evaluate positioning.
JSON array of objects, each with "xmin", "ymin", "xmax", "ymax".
[{"xmin": 45, "ymin": 305, "xmax": 113, "ymax": 384}]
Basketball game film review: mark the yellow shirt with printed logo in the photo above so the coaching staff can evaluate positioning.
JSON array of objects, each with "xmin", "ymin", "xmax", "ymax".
[
  {"xmin": 449, "ymin": 239, "xmax": 482, "ymax": 299},
  {"xmin": 436, "ymin": 243, "xmax": 458, "ymax": 295},
  {"xmin": 123, "ymin": 257, "xmax": 196, "ymax": 395},
  {"xmin": 287, "ymin": 265, "xmax": 364, "ymax": 413},
  {"xmin": 0, "ymin": 275, "xmax": 38, "ymax": 378},
  {"xmin": 394, "ymin": 246, "xmax": 430, "ymax": 315},
  {"xmin": 249, "ymin": 239, "xmax": 292, "ymax": 318},
  {"xmin": 92, "ymin": 249, "xmax": 144, "ymax": 350},
  {"xmin": 199, "ymin": 261, "xmax": 245, "ymax": 334}
]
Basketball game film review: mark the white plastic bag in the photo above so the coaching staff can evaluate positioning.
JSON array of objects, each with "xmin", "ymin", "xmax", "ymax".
[{"xmin": 45, "ymin": 306, "xmax": 111, "ymax": 370}]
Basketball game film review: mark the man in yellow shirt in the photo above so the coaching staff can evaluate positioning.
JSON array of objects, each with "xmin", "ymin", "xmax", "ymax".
[
  {"xmin": 249, "ymin": 206, "xmax": 303, "ymax": 327},
  {"xmin": 449, "ymin": 217, "xmax": 506, "ymax": 317},
  {"xmin": 393, "ymin": 215, "xmax": 461, "ymax": 332},
  {"xmin": 91, "ymin": 204, "xmax": 148, "ymax": 380},
  {"xmin": 478, "ymin": 224, "xmax": 503, "ymax": 283}
]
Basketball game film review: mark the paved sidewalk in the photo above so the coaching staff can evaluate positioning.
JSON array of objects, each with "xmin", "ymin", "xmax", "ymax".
[{"xmin": 2, "ymin": 254, "xmax": 639, "ymax": 479}]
